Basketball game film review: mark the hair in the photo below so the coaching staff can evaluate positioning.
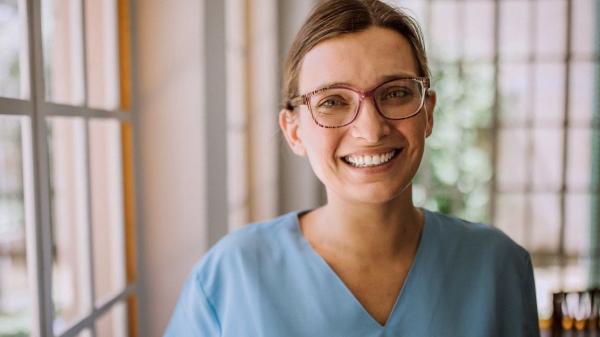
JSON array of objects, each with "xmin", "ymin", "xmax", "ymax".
[{"xmin": 282, "ymin": 0, "xmax": 430, "ymax": 110}]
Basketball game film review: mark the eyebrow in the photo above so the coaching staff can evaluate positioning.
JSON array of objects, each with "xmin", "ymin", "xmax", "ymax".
[{"xmin": 310, "ymin": 72, "xmax": 419, "ymax": 92}]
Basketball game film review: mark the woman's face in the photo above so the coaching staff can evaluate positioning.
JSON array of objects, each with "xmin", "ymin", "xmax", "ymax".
[{"xmin": 280, "ymin": 26, "xmax": 435, "ymax": 205}]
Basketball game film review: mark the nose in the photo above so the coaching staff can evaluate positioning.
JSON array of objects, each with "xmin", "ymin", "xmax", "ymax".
[{"xmin": 350, "ymin": 96, "xmax": 390, "ymax": 143}]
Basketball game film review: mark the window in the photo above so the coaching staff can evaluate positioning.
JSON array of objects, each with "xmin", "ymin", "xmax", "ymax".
[
  {"xmin": 0, "ymin": 0, "xmax": 138, "ymax": 336},
  {"xmin": 389, "ymin": 0, "xmax": 599, "ymax": 329}
]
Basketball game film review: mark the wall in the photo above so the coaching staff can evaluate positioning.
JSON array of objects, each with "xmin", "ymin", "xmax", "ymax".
[{"xmin": 135, "ymin": 0, "xmax": 208, "ymax": 336}]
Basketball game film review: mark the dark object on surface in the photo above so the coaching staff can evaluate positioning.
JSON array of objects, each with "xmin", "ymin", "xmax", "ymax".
[{"xmin": 551, "ymin": 289, "xmax": 600, "ymax": 337}]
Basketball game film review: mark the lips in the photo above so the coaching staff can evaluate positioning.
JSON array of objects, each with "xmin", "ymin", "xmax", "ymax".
[{"xmin": 342, "ymin": 149, "xmax": 400, "ymax": 168}]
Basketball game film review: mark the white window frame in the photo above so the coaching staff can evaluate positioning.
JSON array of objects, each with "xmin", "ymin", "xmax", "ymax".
[{"xmin": 0, "ymin": 0, "xmax": 140, "ymax": 336}]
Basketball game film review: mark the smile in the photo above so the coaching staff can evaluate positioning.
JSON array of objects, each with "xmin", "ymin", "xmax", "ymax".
[{"xmin": 343, "ymin": 149, "xmax": 399, "ymax": 168}]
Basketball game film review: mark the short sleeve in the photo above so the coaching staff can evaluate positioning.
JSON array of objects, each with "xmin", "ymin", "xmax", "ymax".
[
  {"xmin": 521, "ymin": 253, "xmax": 541, "ymax": 337},
  {"xmin": 164, "ymin": 272, "xmax": 221, "ymax": 337}
]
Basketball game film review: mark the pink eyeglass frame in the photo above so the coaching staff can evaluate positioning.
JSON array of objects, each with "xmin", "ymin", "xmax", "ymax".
[{"xmin": 286, "ymin": 76, "xmax": 431, "ymax": 128}]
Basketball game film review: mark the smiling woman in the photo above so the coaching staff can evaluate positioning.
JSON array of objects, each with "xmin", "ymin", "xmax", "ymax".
[{"xmin": 164, "ymin": 1, "xmax": 540, "ymax": 336}]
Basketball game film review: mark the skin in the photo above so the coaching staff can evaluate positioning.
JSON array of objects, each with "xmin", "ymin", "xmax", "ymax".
[{"xmin": 279, "ymin": 26, "xmax": 436, "ymax": 326}]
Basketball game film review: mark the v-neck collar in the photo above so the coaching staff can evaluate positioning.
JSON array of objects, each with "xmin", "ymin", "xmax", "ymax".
[{"xmin": 291, "ymin": 209, "xmax": 432, "ymax": 330}]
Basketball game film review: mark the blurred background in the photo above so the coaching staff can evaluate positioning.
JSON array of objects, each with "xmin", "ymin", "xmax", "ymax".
[{"xmin": 0, "ymin": 0, "xmax": 597, "ymax": 336}]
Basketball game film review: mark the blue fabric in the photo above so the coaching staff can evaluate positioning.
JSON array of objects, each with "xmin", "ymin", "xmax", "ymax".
[{"xmin": 164, "ymin": 209, "xmax": 540, "ymax": 337}]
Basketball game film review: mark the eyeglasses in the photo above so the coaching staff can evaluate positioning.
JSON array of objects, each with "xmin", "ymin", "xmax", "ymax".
[{"xmin": 287, "ymin": 77, "xmax": 430, "ymax": 128}]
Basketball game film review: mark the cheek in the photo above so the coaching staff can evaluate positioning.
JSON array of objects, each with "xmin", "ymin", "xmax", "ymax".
[{"xmin": 299, "ymin": 125, "xmax": 342, "ymax": 174}]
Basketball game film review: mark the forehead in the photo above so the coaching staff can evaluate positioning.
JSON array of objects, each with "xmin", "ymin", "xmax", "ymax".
[{"xmin": 298, "ymin": 26, "xmax": 418, "ymax": 93}]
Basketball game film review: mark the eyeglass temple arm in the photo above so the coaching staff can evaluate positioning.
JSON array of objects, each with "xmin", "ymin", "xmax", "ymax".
[{"xmin": 286, "ymin": 96, "xmax": 306, "ymax": 110}]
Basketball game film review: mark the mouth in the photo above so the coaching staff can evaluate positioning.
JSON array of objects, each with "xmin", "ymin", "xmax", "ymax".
[{"xmin": 342, "ymin": 149, "xmax": 401, "ymax": 168}]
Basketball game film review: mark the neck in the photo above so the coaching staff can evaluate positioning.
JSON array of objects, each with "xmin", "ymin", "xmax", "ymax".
[{"xmin": 304, "ymin": 185, "xmax": 424, "ymax": 261}]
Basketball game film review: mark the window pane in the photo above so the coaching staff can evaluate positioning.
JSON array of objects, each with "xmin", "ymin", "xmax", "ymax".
[
  {"xmin": 532, "ymin": 128, "xmax": 563, "ymax": 191},
  {"xmin": 463, "ymin": 1, "xmax": 494, "ymax": 61},
  {"xmin": 77, "ymin": 329, "xmax": 92, "ymax": 337},
  {"xmin": 0, "ymin": 0, "xmax": 29, "ymax": 99},
  {"xmin": 494, "ymin": 193, "xmax": 526, "ymax": 247},
  {"xmin": 569, "ymin": 62, "xmax": 596, "ymax": 126},
  {"xmin": 47, "ymin": 117, "xmax": 92, "ymax": 334},
  {"xmin": 499, "ymin": 63, "xmax": 530, "ymax": 126},
  {"xmin": 530, "ymin": 193, "xmax": 561, "ymax": 253},
  {"xmin": 534, "ymin": 0, "xmax": 567, "ymax": 59},
  {"xmin": 95, "ymin": 301, "xmax": 127, "ymax": 337},
  {"xmin": 89, "ymin": 119, "xmax": 126, "ymax": 304},
  {"xmin": 85, "ymin": 0, "xmax": 120, "ymax": 110},
  {"xmin": 567, "ymin": 128, "xmax": 592, "ymax": 190},
  {"xmin": 497, "ymin": 129, "xmax": 527, "ymax": 189},
  {"xmin": 565, "ymin": 193, "xmax": 591, "ymax": 257},
  {"xmin": 0, "ymin": 115, "xmax": 33, "ymax": 337},
  {"xmin": 500, "ymin": 0, "xmax": 531, "ymax": 60},
  {"xmin": 42, "ymin": 0, "xmax": 85, "ymax": 105},
  {"xmin": 430, "ymin": 1, "xmax": 459, "ymax": 62},
  {"xmin": 571, "ymin": 0, "xmax": 596, "ymax": 56},
  {"xmin": 533, "ymin": 62, "xmax": 565, "ymax": 127},
  {"xmin": 461, "ymin": 63, "xmax": 494, "ymax": 129}
]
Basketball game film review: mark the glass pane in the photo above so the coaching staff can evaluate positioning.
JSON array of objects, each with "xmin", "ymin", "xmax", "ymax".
[
  {"xmin": 497, "ymin": 129, "xmax": 527, "ymax": 189},
  {"xmin": 569, "ymin": 62, "xmax": 596, "ymax": 126},
  {"xmin": 571, "ymin": 0, "xmax": 596, "ymax": 56},
  {"xmin": 422, "ymin": 62, "xmax": 493, "ymax": 222},
  {"xmin": 532, "ymin": 128, "xmax": 563, "ymax": 191},
  {"xmin": 498, "ymin": 63, "xmax": 530, "ymax": 126},
  {"xmin": 565, "ymin": 259, "xmax": 592, "ymax": 291},
  {"xmin": 89, "ymin": 119, "xmax": 126, "ymax": 304},
  {"xmin": 567, "ymin": 128, "xmax": 591, "ymax": 190},
  {"xmin": 77, "ymin": 329, "xmax": 92, "ymax": 337},
  {"xmin": 499, "ymin": 0, "xmax": 531, "ymax": 60},
  {"xmin": 42, "ymin": 0, "xmax": 85, "ymax": 105},
  {"xmin": 0, "ymin": 0, "xmax": 29, "ymax": 99},
  {"xmin": 534, "ymin": 0, "xmax": 567, "ymax": 58},
  {"xmin": 85, "ymin": 0, "xmax": 120, "ymax": 110},
  {"xmin": 533, "ymin": 62, "xmax": 565, "ymax": 127},
  {"xmin": 47, "ymin": 117, "xmax": 92, "ymax": 334},
  {"xmin": 565, "ymin": 193, "xmax": 591, "ymax": 257},
  {"xmin": 0, "ymin": 115, "xmax": 33, "ymax": 337},
  {"xmin": 463, "ymin": 1, "xmax": 494, "ymax": 61},
  {"xmin": 494, "ymin": 193, "xmax": 526, "ymax": 247},
  {"xmin": 95, "ymin": 301, "xmax": 127, "ymax": 337},
  {"xmin": 461, "ymin": 63, "xmax": 494, "ymax": 129},
  {"xmin": 430, "ymin": 1, "xmax": 459, "ymax": 62},
  {"xmin": 530, "ymin": 193, "xmax": 561, "ymax": 253}
]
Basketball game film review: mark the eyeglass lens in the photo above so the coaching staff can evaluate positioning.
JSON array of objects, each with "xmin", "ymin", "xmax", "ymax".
[{"xmin": 308, "ymin": 79, "xmax": 425, "ymax": 127}]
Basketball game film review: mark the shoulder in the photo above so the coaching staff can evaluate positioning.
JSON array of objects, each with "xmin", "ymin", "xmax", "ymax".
[
  {"xmin": 209, "ymin": 211, "xmax": 298, "ymax": 257},
  {"xmin": 190, "ymin": 212, "xmax": 299, "ymax": 288},
  {"xmin": 425, "ymin": 209, "xmax": 531, "ymax": 268}
]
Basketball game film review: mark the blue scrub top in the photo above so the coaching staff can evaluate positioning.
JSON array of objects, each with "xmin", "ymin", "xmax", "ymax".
[{"xmin": 164, "ymin": 209, "xmax": 540, "ymax": 337}]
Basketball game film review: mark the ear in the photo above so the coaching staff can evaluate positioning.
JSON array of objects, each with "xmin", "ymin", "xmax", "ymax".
[
  {"xmin": 424, "ymin": 89, "xmax": 436, "ymax": 138},
  {"xmin": 279, "ymin": 109, "xmax": 307, "ymax": 156}
]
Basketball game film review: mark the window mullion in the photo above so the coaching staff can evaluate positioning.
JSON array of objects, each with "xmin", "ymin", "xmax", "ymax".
[
  {"xmin": 79, "ymin": 0, "xmax": 98, "ymax": 335},
  {"xmin": 83, "ymin": 120, "xmax": 98, "ymax": 337},
  {"xmin": 490, "ymin": 0, "xmax": 500, "ymax": 222},
  {"xmin": 557, "ymin": 0, "xmax": 574, "ymax": 282},
  {"xmin": 0, "ymin": 97, "xmax": 33, "ymax": 115},
  {"xmin": 26, "ymin": 0, "xmax": 55, "ymax": 336},
  {"xmin": 80, "ymin": 0, "xmax": 89, "ymax": 108}
]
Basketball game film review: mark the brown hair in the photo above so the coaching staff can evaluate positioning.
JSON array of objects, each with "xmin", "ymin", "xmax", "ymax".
[{"xmin": 282, "ymin": 0, "xmax": 430, "ymax": 109}]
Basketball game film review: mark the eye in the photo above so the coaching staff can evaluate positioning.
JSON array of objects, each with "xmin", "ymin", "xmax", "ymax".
[
  {"xmin": 382, "ymin": 87, "xmax": 412, "ymax": 100},
  {"xmin": 317, "ymin": 96, "xmax": 348, "ymax": 108}
]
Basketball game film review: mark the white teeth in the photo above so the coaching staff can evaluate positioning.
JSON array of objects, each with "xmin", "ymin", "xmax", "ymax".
[{"xmin": 344, "ymin": 150, "xmax": 397, "ymax": 168}]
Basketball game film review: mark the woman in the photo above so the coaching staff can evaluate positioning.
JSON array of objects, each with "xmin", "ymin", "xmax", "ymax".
[{"xmin": 165, "ymin": 1, "xmax": 540, "ymax": 336}]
